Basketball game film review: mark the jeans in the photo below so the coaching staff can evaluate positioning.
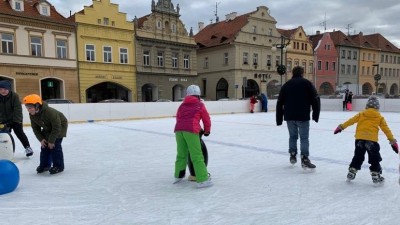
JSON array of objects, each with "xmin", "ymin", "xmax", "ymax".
[{"xmin": 287, "ymin": 120, "xmax": 310, "ymax": 157}]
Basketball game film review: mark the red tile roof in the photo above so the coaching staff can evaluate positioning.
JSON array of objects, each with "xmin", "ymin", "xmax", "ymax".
[
  {"xmin": 277, "ymin": 27, "xmax": 297, "ymax": 39},
  {"xmin": 329, "ymin": 30, "xmax": 358, "ymax": 47},
  {"xmin": 308, "ymin": 33, "xmax": 324, "ymax": 50},
  {"xmin": 194, "ymin": 13, "xmax": 251, "ymax": 48},
  {"xmin": 348, "ymin": 32, "xmax": 378, "ymax": 49},
  {"xmin": 363, "ymin": 33, "xmax": 400, "ymax": 53},
  {"xmin": 0, "ymin": 0, "xmax": 74, "ymax": 26}
]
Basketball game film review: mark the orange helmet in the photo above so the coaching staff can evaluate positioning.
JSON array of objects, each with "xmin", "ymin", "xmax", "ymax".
[{"xmin": 23, "ymin": 94, "xmax": 42, "ymax": 105}]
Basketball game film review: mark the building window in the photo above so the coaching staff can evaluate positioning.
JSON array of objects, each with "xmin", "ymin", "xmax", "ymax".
[
  {"xmin": 287, "ymin": 61, "xmax": 292, "ymax": 71},
  {"xmin": 30, "ymin": 36, "xmax": 42, "ymax": 56},
  {"xmin": 347, "ymin": 65, "xmax": 351, "ymax": 74},
  {"xmin": 172, "ymin": 23, "xmax": 176, "ymax": 33},
  {"xmin": 204, "ymin": 57, "xmax": 208, "ymax": 68},
  {"xmin": 267, "ymin": 55, "xmax": 272, "ymax": 66},
  {"xmin": 352, "ymin": 65, "xmax": 357, "ymax": 75},
  {"xmin": 15, "ymin": 1, "xmax": 21, "ymax": 11},
  {"xmin": 157, "ymin": 51, "xmax": 164, "ymax": 67},
  {"xmin": 104, "ymin": 18, "xmax": 109, "ymax": 25},
  {"xmin": 341, "ymin": 50, "xmax": 346, "ymax": 59},
  {"xmin": 332, "ymin": 62, "xmax": 336, "ymax": 71},
  {"xmin": 341, "ymin": 64, "xmax": 345, "ymax": 74},
  {"xmin": 56, "ymin": 39, "xmax": 67, "ymax": 59},
  {"xmin": 253, "ymin": 53, "xmax": 258, "ymax": 66},
  {"xmin": 325, "ymin": 61, "xmax": 329, "ymax": 70},
  {"xmin": 41, "ymin": 6, "xmax": 48, "ymax": 16},
  {"xmin": 97, "ymin": 19, "xmax": 101, "ymax": 24},
  {"xmin": 103, "ymin": 46, "xmax": 112, "ymax": 63},
  {"xmin": 252, "ymin": 26, "xmax": 257, "ymax": 33},
  {"xmin": 157, "ymin": 20, "xmax": 162, "ymax": 29},
  {"xmin": 86, "ymin": 44, "xmax": 95, "ymax": 61},
  {"xmin": 317, "ymin": 61, "xmax": 322, "ymax": 70},
  {"xmin": 1, "ymin": 33, "xmax": 14, "ymax": 54},
  {"xmin": 183, "ymin": 54, "xmax": 190, "ymax": 69},
  {"xmin": 143, "ymin": 50, "xmax": 150, "ymax": 66},
  {"xmin": 275, "ymin": 56, "xmax": 280, "ymax": 67},
  {"xmin": 172, "ymin": 52, "xmax": 178, "ymax": 68},
  {"xmin": 112, "ymin": 21, "xmax": 115, "ymax": 26},
  {"xmin": 302, "ymin": 62, "xmax": 307, "ymax": 73},
  {"xmin": 224, "ymin": 52, "xmax": 229, "ymax": 65},
  {"xmin": 243, "ymin": 52, "xmax": 248, "ymax": 65},
  {"xmin": 309, "ymin": 63, "xmax": 313, "ymax": 74},
  {"xmin": 120, "ymin": 48, "xmax": 128, "ymax": 64},
  {"xmin": 347, "ymin": 50, "xmax": 351, "ymax": 59}
]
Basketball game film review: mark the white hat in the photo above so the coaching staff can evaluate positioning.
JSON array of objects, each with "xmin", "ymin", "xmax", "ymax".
[{"xmin": 186, "ymin": 85, "xmax": 201, "ymax": 96}]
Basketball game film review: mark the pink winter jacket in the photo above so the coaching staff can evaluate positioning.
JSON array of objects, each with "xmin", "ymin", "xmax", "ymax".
[{"xmin": 174, "ymin": 96, "xmax": 211, "ymax": 134}]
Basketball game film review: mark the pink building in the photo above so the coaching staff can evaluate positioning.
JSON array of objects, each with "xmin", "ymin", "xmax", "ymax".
[{"xmin": 309, "ymin": 32, "xmax": 338, "ymax": 95}]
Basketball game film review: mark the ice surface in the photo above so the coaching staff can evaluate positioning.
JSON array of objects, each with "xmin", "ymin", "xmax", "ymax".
[{"xmin": 1, "ymin": 111, "xmax": 400, "ymax": 225}]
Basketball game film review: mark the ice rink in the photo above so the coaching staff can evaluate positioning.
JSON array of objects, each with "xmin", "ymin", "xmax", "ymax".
[{"xmin": 1, "ymin": 111, "xmax": 400, "ymax": 225}]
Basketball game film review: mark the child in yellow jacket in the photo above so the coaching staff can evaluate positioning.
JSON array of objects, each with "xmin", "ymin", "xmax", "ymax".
[{"xmin": 334, "ymin": 96, "xmax": 398, "ymax": 184}]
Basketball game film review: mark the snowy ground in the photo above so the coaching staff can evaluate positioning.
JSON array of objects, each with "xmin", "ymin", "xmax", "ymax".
[{"xmin": 1, "ymin": 111, "xmax": 400, "ymax": 225}]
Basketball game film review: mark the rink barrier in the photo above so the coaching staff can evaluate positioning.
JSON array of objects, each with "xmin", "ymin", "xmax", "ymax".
[{"xmin": 21, "ymin": 98, "xmax": 400, "ymax": 125}]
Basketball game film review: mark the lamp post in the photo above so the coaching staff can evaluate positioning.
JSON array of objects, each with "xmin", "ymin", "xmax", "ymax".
[
  {"xmin": 272, "ymin": 36, "xmax": 291, "ymax": 88},
  {"xmin": 373, "ymin": 64, "xmax": 380, "ymax": 94}
]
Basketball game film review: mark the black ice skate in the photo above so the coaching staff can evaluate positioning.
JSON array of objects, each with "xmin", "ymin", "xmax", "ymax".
[
  {"xmin": 289, "ymin": 152, "xmax": 297, "ymax": 165},
  {"xmin": 346, "ymin": 167, "xmax": 357, "ymax": 181},
  {"xmin": 36, "ymin": 166, "xmax": 50, "ymax": 174},
  {"xmin": 301, "ymin": 155, "xmax": 316, "ymax": 169},
  {"xmin": 371, "ymin": 171, "xmax": 384, "ymax": 184},
  {"xmin": 49, "ymin": 167, "xmax": 64, "ymax": 175}
]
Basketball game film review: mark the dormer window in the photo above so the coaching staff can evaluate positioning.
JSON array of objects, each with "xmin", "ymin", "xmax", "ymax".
[
  {"xmin": 37, "ymin": 2, "xmax": 50, "ymax": 16},
  {"xmin": 12, "ymin": 0, "xmax": 24, "ymax": 11},
  {"xmin": 41, "ymin": 6, "xmax": 48, "ymax": 16}
]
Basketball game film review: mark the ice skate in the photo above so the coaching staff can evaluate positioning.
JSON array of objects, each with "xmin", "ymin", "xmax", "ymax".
[
  {"xmin": 289, "ymin": 152, "xmax": 297, "ymax": 165},
  {"xmin": 49, "ymin": 167, "xmax": 63, "ymax": 175},
  {"xmin": 371, "ymin": 171, "xmax": 384, "ymax": 184},
  {"xmin": 197, "ymin": 177, "xmax": 213, "ymax": 188},
  {"xmin": 25, "ymin": 146, "xmax": 33, "ymax": 157},
  {"xmin": 36, "ymin": 166, "xmax": 50, "ymax": 174},
  {"xmin": 301, "ymin": 155, "xmax": 316, "ymax": 169},
  {"xmin": 173, "ymin": 177, "xmax": 184, "ymax": 184},
  {"xmin": 188, "ymin": 175, "xmax": 196, "ymax": 182},
  {"xmin": 346, "ymin": 167, "xmax": 357, "ymax": 182}
]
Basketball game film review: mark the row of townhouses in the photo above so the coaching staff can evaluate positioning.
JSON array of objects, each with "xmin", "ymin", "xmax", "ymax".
[{"xmin": 1, "ymin": 0, "xmax": 399, "ymax": 103}]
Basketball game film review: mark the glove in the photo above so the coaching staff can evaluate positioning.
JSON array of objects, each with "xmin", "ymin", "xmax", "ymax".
[
  {"xmin": 203, "ymin": 131, "xmax": 210, "ymax": 137},
  {"xmin": 390, "ymin": 140, "xmax": 398, "ymax": 154},
  {"xmin": 334, "ymin": 125, "xmax": 343, "ymax": 134}
]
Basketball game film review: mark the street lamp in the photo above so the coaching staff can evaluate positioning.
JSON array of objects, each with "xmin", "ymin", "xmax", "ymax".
[
  {"xmin": 272, "ymin": 36, "xmax": 291, "ymax": 87},
  {"xmin": 373, "ymin": 64, "xmax": 380, "ymax": 94}
]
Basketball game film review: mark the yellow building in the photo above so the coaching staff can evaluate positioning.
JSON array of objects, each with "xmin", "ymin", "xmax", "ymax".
[
  {"xmin": 71, "ymin": 0, "xmax": 136, "ymax": 103},
  {"xmin": 278, "ymin": 26, "xmax": 314, "ymax": 82}
]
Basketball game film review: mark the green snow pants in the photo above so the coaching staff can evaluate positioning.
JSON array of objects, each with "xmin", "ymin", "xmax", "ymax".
[{"xmin": 175, "ymin": 131, "xmax": 208, "ymax": 182}]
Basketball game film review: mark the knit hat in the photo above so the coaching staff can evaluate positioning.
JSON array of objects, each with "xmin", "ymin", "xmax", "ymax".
[
  {"xmin": 366, "ymin": 96, "xmax": 380, "ymax": 110},
  {"xmin": 186, "ymin": 85, "xmax": 201, "ymax": 96},
  {"xmin": 0, "ymin": 80, "xmax": 11, "ymax": 91}
]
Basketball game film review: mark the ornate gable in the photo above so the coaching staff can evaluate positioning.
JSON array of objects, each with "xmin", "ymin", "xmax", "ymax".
[{"xmin": 152, "ymin": 0, "xmax": 180, "ymax": 16}]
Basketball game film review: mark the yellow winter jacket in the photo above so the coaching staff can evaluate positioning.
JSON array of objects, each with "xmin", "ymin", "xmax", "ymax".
[{"xmin": 340, "ymin": 108, "xmax": 395, "ymax": 142}]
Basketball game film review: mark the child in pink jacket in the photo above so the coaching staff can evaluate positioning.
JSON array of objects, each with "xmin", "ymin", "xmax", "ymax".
[{"xmin": 173, "ymin": 85, "xmax": 213, "ymax": 188}]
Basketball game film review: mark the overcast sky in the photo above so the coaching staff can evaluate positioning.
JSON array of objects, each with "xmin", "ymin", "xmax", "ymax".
[{"xmin": 51, "ymin": 0, "xmax": 400, "ymax": 48}]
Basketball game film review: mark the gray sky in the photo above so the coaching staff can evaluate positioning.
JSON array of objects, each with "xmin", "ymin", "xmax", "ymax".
[{"xmin": 51, "ymin": 0, "xmax": 400, "ymax": 47}]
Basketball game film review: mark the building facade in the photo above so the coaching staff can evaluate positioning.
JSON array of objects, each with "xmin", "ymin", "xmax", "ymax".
[
  {"xmin": 309, "ymin": 32, "xmax": 338, "ymax": 95},
  {"xmin": 71, "ymin": 0, "xmax": 136, "ymax": 103},
  {"xmin": 134, "ymin": 0, "xmax": 197, "ymax": 102},
  {"xmin": 0, "ymin": 0, "xmax": 78, "ymax": 102},
  {"xmin": 195, "ymin": 6, "xmax": 284, "ymax": 100},
  {"xmin": 278, "ymin": 26, "xmax": 314, "ymax": 82}
]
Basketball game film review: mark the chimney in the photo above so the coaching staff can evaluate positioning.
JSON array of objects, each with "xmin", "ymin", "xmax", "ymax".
[
  {"xmin": 198, "ymin": 22, "xmax": 205, "ymax": 31},
  {"xmin": 316, "ymin": 30, "xmax": 320, "ymax": 35},
  {"xmin": 230, "ymin": 12, "xmax": 237, "ymax": 20},
  {"xmin": 359, "ymin": 31, "xmax": 363, "ymax": 36},
  {"xmin": 225, "ymin": 13, "xmax": 231, "ymax": 21}
]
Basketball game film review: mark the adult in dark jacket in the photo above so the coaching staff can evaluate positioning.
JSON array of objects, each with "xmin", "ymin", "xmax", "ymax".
[
  {"xmin": 276, "ymin": 66, "xmax": 320, "ymax": 168},
  {"xmin": 0, "ymin": 80, "xmax": 33, "ymax": 157},
  {"xmin": 23, "ymin": 94, "xmax": 68, "ymax": 175}
]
